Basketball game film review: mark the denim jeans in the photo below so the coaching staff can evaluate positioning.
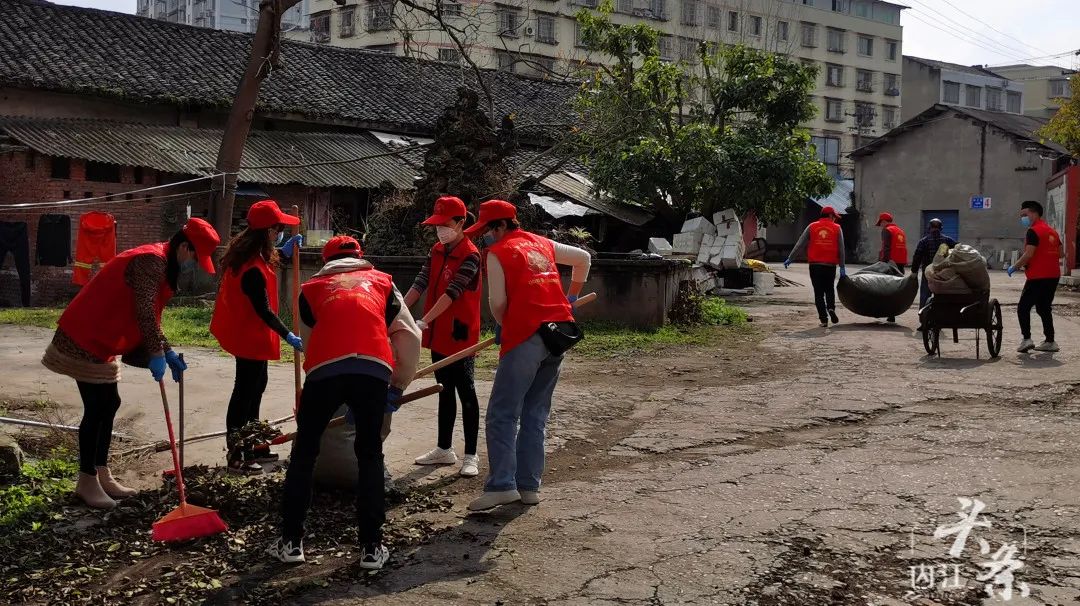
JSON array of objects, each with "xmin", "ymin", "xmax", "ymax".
[{"xmin": 484, "ymin": 332, "xmax": 563, "ymax": 493}]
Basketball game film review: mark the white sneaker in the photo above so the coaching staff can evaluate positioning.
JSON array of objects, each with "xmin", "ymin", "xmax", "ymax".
[
  {"xmin": 467, "ymin": 490, "xmax": 521, "ymax": 511},
  {"xmin": 268, "ymin": 538, "xmax": 305, "ymax": 563},
  {"xmin": 414, "ymin": 447, "xmax": 457, "ymax": 466},
  {"xmin": 460, "ymin": 454, "xmax": 480, "ymax": 477},
  {"xmin": 358, "ymin": 543, "xmax": 390, "ymax": 570},
  {"xmin": 520, "ymin": 490, "xmax": 540, "ymax": 505},
  {"xmin": 1034, "ymin": 341, "xmax": 1060, "ymax": 352},
  {"xmin": 1017, "ymin": 339, "xmax": 1036, "ymax": 353}
]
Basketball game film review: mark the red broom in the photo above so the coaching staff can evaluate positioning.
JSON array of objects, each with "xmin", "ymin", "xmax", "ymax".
[{"xmin": 152, "ymin": 380, "xmax": 228, "ymax": 542}]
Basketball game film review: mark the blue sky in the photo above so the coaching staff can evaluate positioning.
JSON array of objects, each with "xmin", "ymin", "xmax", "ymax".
[{"xmin": 49, "ymin": 0, "xmax": 1080, "ymax": 70}]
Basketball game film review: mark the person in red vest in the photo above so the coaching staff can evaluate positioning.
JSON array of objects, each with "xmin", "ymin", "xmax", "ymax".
[
  {"xmin": 877, "ymin": 212, "xmax": 908, "ymax": 323},
  {"xmin": 462, "ymin": 200, "xmax": 592, "ymax": 512},
  {"xmin": 783, "ymin": 206, "xmax": 847, "ymax": 327},
  {"xmin": 270, "ymin": 236, "xmax": 420, "ymax": 568},
  {"xmin": 403, "ymin": 196, "xmax": 483, "ymax": 477},
  {"xmin": 210, "ymin": 200, "xmax": 305, "ymax": 472},
  {"xmin": 41, "ymin": 218, "xmax": 219, "ymax": 509},
  {"xmin": 1007, "ymin": 200, "xmax": 1063, "ymax": 353}
]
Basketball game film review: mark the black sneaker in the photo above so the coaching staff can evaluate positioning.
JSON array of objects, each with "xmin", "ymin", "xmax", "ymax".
[
  {"xmin": 268, "ymin": 537, "xmax": 305, "ymax": 563},
  {"xmin": 828, "ymin": 310, "xmax": 839, "ymax": 324},
  {"xmin": 358, "ymin": 543, "xmax": 389, "ymax": 570}
]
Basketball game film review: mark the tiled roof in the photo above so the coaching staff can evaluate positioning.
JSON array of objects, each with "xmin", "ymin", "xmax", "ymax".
[
  {"xmin": 0, "ymin": 0, "xmax": 580, "ymax": 137},
  {"xmin": 0, "ymin": 116, "xmax": 418, "ymax": 189},
  {"xmin": 903, "ymin": 56, "xmax": 1008, "ymax": 80}
]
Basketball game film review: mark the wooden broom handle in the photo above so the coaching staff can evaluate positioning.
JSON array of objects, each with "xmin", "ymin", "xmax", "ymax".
[{"xmin": 269, "ymin": 384, "xmax": 444, "ymax": 445}]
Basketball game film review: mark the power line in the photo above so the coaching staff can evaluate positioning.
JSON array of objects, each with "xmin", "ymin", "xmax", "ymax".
[
  {"xmin": 0, "ymin": 188, "xmax": 218, "ymax": 212},
  {"xmin": 987, "ymin": 49, "xmax": 1080, "ymax": 68},
  {"xmin": 904, "ymin": 1, "xmax": 1033, "ymax": 62},
  {"xmin": 935, "ymin": 0, "xmax": 1050, "ymax": 57},
  {"xmin": 904, "ymin": 10, "xmax": 1028, "ymax": 64}
]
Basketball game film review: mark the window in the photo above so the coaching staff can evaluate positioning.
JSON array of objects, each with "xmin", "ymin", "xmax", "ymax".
[
  {"xmin": 748, "ymin": 15, "xmax": 761, "ymax": 36},
  {"xmin": 497, "ymin": 7, "xmax": 522, "ymax": 37},
  {"xmin": 86, "ymin": 161, "xmax": 122, "ymax": 183},
  {"xmin": 884, "ymin": 73, "xmax": 899, "ymax": 96},
  {"xmin": 882, "ymin": 106, "xmax": 897, "ymax": 129},
  {"xmin": 310, "ymin": 10, "xmax": 330, "ymax": 41},
  {"xmin": 51, "ymin": 157, "xmax": 71, "ymax": 180},
  {"xmin": 831, "ymin": 0, "xmax": 847, "ymax": 11},
  {"xmin": 497, "ymin": 52, "xmax": 516, "ymax": 73},
  {"xmin": 659, "ymin": 35, "xmax": 675, "ymax": 61},
  {"xmin": 576, "ymin": 0, "xmax": 597, "ymax": 6},
  {"xmin": 648, "ymin": 0, "xmax": 666, "ymax": 19},
  {"xmin": 681, "ymin": 0, "xmax": 700, "ymax": 26},
  {"xmin": 777, "ymin": 21, "xmax": 789, "ymax": 41},
  {"xmin": 442, "ymin": 1, "xmax": 463, "ymax": 16},
  {"xmin": 885, "ymin": 39, "xmax": 898, "ymax": 61},
  {"xmin": 438, "ymin": 48, "xmax": 461, "ymax": 63},
  {"xmin": 801, "ymin": 22, "xmax": 817, "ymax": 47},
  {"xmin": 856, "ymin": 69, "xmax": 873, "ymax": 92},
  {"xmin": 366, "ymin": 1, "xmax": 393, "ymax": 31},
  {"xmin": 133, "ymin": 166, "xmax": 144, "ymax": 184},
  {"xmin": 575, "ymin": 21, "xmax": 586, "ymax": 47},
  {"xmin": 826, "ymin": 64, "xmax": 843, "ymax": 87},
  {"xmin": 1050, "ymin": 79, "xmax": 1071, "ymax": 98},
  {"xmin": 339, "ymin": 6, "xmax": 355, "ymax": 37},
  {"xmin": 1007, "ymin": 91, "xmax": 1022, "ymax": 113},
  {"xmin": 825, "ymin": 98, "xmax": 844, "ymax": 122},
  {"xmin": 854, "ymin": 102, "xmax": 874, "ymax": 127},
  {"xmin": 534, "ymin": 56, "xmax": 557, "ymax": 75},
  {"xmin": 617, "ymin": 0, "xmax": 633, "ymax": 13},
  {"xmin": 857, "ymin": 35, "xmax": 872, "ymax": 56},
  {"xmin": 707, "ymin": 4, "xmax": 720, "ymax": 27},
  {"xmin": 727, "ymin": 11, "xmax": 738, "ymax": 32},
  {"xmin": 827, "ymin": 28, "xmax": 845, "ymax": 53},
  {"xmin": 986, "ymin": 87, "xmax": 1002, "ymax": 111},
  {"xmin": 965, "ymin": 84, "xmax": 982, "ymax": 108},
  {"xmin": 679, "ymin": 38, "xmax": 699, "ymax": 63},
  {"xmin": 854, "ymin": 0, "xmax": 870, "ymax": 17},
  {"xmin": 536, "ymin": 14, "xmax": 556, "ymax": 44},
  {"xmin": 365, "ymin": 43, "xmax": 397, "ymax": 53},
  {"xmin": 943, "ymin": 81, "xmax": 960, "ymax": 104}
]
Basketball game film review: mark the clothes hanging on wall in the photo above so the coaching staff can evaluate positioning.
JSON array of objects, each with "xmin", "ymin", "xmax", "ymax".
[
  {"xmin": 0, "ymin": 221, "xmax": 31, "ymax": 306},
  {"xmin": 36, "ymin": 214, "xmax": 72, "ymax": 267},
  {"xmin": 72, "ymin": 212, "xmax": 117, "ymax": 286}
]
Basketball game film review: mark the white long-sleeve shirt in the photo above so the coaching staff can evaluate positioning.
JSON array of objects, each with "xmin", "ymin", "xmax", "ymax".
[{"xmin": 487, "ymin": 238, "xmax": 592, "ymax": 324}]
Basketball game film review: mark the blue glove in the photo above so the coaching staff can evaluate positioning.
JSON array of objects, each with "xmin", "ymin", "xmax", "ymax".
[
  {"xmin": 164, "ymin": 350, "xmax": 186, "ymax": 383},
  {"xmin": 149, "ymin": 354, "xmax": 167, "ymax": 382},
  {"xmin": 568, "ymin": 294, "xmax": 578, "ymax": 318},
  {"xmin": 384, "ymin": 386, "xmax": 403, "ymax": 414},
  {"xmin": 494, "ymin": 324, "xmax": 502, "ymax": 345},
  {"xmin": 1006, "ymin": 265, "xmax": 1016, "ymax": 277},
  {"xmin": 839, "ymin": 267, "xmax": 847, "ymax": 278},
  {"xmin": 783, "ymin": 259, "xmax": 791, "ymax": 269},
  {"xmin": 286, "ymin": 332, "xmax": 304, "ymax": 352},
  {"xmin": 277, "ymin": 234, "xmax": 304, "ymax": 259}
]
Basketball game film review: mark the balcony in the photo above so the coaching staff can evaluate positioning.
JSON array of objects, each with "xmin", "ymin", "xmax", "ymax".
[
  {"xmin": 885, "ymin": 87, "xmax": 900, "ymax": 97},
  {"xmin": 856, "ymin": 82, "xmax": 873, "ymax": 93}
]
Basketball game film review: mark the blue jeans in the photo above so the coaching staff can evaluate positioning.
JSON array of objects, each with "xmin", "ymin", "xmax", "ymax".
[{"xmin": 484, "ymin": 333, "xmax": 563, "ymax": 493}]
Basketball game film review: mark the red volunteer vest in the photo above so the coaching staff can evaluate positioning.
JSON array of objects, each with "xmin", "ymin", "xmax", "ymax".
[
  {"xmin": 1026, "ymin": 219, "xmax": 1062, "ymax": 280},
  {"xmin": 806, "ymin": 219, "xmax": 841, "ymax": 265},
  {"xmin": 58, "ymin": 242, "xmax": 174, "ymax": 362},
  {"xmin": 423, "ymin": 239, "xmax": 482, "ymax": 356},
  {"xmin": 488, "ymin": 230, "xmax": 574, "ymax": 356},
  {"xmin": 301, "ymin": 268, "xmax": 396, "ymax": 373},
  {"xmin": 210, "ymin": 255, "xmax": 281, "ymax": 361},
  {"xmin": 882, "ymin": 224, "xmax": 908, "ymax": 265}
]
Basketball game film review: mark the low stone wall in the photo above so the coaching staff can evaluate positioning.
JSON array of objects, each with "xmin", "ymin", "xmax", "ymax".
[{"xmin": 278, "ymin": 253, "xmax": 693, "ymax": 329}]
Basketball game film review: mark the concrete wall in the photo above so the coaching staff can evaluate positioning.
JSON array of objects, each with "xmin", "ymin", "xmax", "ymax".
[
  {"xmin": 277, "ymin": 253, "xmax": 692, "ymax": 329},
  {"xmin": 854, "ymin": 112, "xmax": 1055, "ymax": 265},
  {"xmin": 901, "ymin": 59, "xmax": 941, "ymax": 121}
]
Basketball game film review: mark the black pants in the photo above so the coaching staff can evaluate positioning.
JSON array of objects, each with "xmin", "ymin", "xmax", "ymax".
[
  {"xmin": 226, "ymin": 358, "xmax": 268, "ymax": 453},
  {"xmin": 1018, "ymin": 278, "xmax": 1058, "ymax": 341},
  {"xmin": 281, "ymin": 373, "xmax": 387, "ymax": 545},
  {"xmin": 432, "ymin": 351, "xmax": 480, "ymax": 455},
  {"xmin": 0, "ymin": 221, "xmax": 31, "ymax": 307},
  {"xmin": 808, "ymin": 264, "xmax": 837, "ymax": 323},
  {"xmin": 76, "ymin": 381, "xmax": 121, "ymax": 475}
]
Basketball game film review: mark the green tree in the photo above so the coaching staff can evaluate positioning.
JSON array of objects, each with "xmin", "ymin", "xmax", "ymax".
[
  {"xmin": 1039, "ymin": 79, "xmax": 1080, "ymax": 157},
  {"xmin": 575, "ymin": 5, "xmax": 833, "ymax": 229}
]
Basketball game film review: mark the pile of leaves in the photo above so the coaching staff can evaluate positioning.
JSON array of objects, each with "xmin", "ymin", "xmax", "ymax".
[
  {"xmin": 1, "ymin": 465, "xmax": 456, "ymax": 604},
  {"xmin": 227, "ymin": 420, "xmax": 284, "ymax": 462}
]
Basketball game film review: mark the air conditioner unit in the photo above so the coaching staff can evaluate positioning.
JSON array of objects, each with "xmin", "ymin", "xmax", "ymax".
[{"xmin": 524, "ymin": 25, "xmax": 535, "ymax": 37}]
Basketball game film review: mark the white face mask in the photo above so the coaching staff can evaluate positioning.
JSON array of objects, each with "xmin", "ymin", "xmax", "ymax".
[{"xmin": 436, "ymin": 226, "xmax": 459, "ymax": 244}]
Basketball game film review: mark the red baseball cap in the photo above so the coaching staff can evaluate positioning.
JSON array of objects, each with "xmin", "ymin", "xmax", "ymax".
[
  {"xmin": 875, "ymin": 212, "xmax": 893, "ymax": 226},
  {"xmin": 322, "ymin": 235, "xmax": 363, "ymax": 262},
  {"xmin": 181, "ymin": 217, "xmax": 220, "ymax": 275},
  {"xmin": 464, "ymin": 200, "xmax": 518, "ymax": 237},
  {"xmin": 422, "ymin": 196, "xmax": 467, "ymax": 226},
  {"xmin": 820, "ymin": 206, "xmax": 837, "ymax": 218},
  {"xmin": 247, "ymin": 199, "xmax": 301, "ymax": 230}
]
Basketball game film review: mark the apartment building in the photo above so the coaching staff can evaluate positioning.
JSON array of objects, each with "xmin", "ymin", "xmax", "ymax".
[
  {"xmin": 136, "ymin": 0, "xmax": 310, "ymax": 34},
  {"xmin": 307, "ymin": 0, "xmax": 905, "ymax": 176},
  {"xmin": 901, "ymin": 56, "xmax": 1024, "ymax": 122},
  {"xmin": 993, "ymin": 64, "xmax": 1076, "ymax": 119}
]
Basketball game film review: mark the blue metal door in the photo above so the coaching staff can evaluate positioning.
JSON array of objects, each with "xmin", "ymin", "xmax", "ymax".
[{"xmin": 920, "ymin": 210, "xmax": 960, "ymax": 242}]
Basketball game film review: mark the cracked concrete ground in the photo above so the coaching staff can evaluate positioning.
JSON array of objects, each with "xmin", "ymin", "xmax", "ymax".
[{"xmin": 3, "ymin": 266, "xmax": 1080, "ymax": 604}]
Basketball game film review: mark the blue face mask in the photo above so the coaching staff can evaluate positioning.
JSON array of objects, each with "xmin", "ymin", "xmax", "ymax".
[
  {"xmin": 181, "ymin": 258, "xmax": 197, "ymax": 272},
  {"xmin": 275, "ymin": 231, "xmax": 285, "ymax": 245},
  {"xmin": 1020, "ymin": 216, "xmax": 1032, "ymax": 228},
  {"xmin": 481, "ymin": 232, "xmax": 497, "ymax": 247}
]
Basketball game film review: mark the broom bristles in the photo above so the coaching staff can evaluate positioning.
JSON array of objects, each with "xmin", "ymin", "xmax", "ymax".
[{"xmin": 152, "ymin": 504, "xmax": 228, "ymax": 542}]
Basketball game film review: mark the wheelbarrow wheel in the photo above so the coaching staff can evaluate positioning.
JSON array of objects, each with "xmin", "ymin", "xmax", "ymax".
[
  {"xmin": 986, "ymin": 299, "xmax": 1003, "ymax": 358},
  {"xmin": 923, "ymin": 324, "xmax": 940, "ymax": 355}
]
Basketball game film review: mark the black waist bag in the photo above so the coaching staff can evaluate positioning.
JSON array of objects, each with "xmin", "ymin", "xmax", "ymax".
[{"xmin": 537, "ymin": 321, "xmax": 583, "ymax": 356}]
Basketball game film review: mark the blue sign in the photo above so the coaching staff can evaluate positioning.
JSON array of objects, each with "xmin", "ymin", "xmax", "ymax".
[{"xmin": 970, "ymin": 196, "xmax": 990, "ymax": 209}]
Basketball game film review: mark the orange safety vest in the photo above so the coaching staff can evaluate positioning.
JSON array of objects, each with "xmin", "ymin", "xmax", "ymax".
[
  {"xmin": 487, "ymin": 230, "xmax": 574, "ymax": 357},
  {"xmin": 882, "ymin": 224, "xmax": 908, "ymax": 265},
  {"xmin": 301, "ymin": 268, "xmax": 396, "ymax": 374},
  {"xmin": 210, "ymin": 255, "xmax": 281, "ymax": 361},
  {"xmin": 806, "ymin": 219, "xmax": 841, "ymax": 265},
  {"xmin": 1026, "ymin": 219, "xmax": 1062, "ymax": 280},
  {"xmin": 58, "ymin": 242, "xmax": 174, "ymax": 362},
  {"xmin": 423, "ymin": 238, "xmax": 482, "ymax": 357}
]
